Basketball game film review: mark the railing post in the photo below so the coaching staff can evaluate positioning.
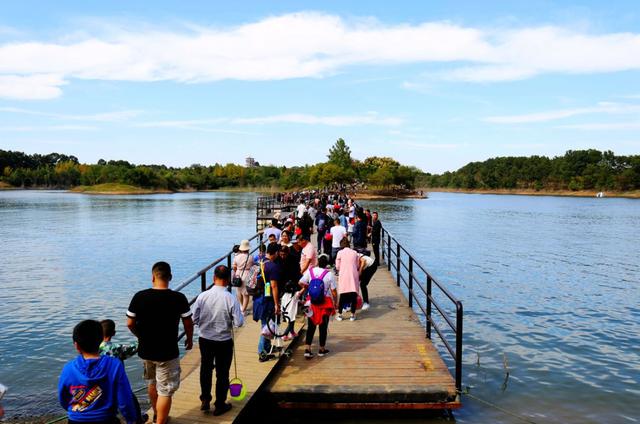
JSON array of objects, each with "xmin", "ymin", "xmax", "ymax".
[
  {"xmin": 381, "ymin": 229, "xmax": 385, "ymax": 263},
  {"xmin": 426, "ymin": 275, "xmax": 432, "ymax": 339},
  {"xmin": 408, "ymin": 257, "xmax": 414, "ymax": 308},
  {"xmin": 456, "ymin": 301, "xmax": 464, "ymax": 393},
  {"xmin": 200, "ymin": 272, "xmax": 207, "ymax": 292},
  {"xmin": 387, "ymin": 233, "xmax": 392, "ymax": 271},
  {"xmin": 396, "ymin": 243, "xmax": 401, "ymax": 287},
  {"xmin": 227, "ymin": 253, "xmax": 233, "ymax": 293}
]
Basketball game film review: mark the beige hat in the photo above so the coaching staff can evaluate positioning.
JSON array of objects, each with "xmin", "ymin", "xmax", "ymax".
[{"xmin": 239, "ymin": 239, "xmax": 251, "ymax": 251}]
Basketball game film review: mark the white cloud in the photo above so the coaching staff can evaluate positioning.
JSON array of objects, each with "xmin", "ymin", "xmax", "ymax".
[
  {"xmin": 0, "ymin": 74, "xmax": 66, "ymax": 100},
  {"xmin": 484, "ymin": 102, "xmax": 640, "ymax": 123},
  {"xmin": 443, "ymin": 65, "xmax": 537, "ymax": 82},
  {"xmin": 1, "ymin": 13, "xmax": 640, "ymax": 98}
]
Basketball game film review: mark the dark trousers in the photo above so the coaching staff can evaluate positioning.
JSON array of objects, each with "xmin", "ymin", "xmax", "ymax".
[
  {"xmin": 372, "ymin": 242, "xmax": 380, "ymax": 266},
  {"xmin": 317, "ymin": 229, "xmax": 326, "ymax": 251},
  {"xmin": 338, "ymin": 292, "xmax": 358, "ymax": 314},
  {"xmin": 306, "ymin": 315, "xmax": 329, "ymax": 346},
  {"xmin": 199, "ymin": 337, "xmax": 234, "ymax": 407},
  {"xmin": 360, "ymin": 265, "xmax": 377, "ymax": 304}
]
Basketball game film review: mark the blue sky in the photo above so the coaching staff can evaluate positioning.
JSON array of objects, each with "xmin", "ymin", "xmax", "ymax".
[{"xmin": 1, "ymin": 1, "xmax": 639, "ymax": 173}]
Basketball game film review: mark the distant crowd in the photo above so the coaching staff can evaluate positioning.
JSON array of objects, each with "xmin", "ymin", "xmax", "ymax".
[{"xmin": 51, "ymin": 190, "xmax": 383, "ymax": 424}]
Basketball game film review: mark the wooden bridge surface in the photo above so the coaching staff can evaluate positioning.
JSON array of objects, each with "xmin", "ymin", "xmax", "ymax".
[
  {"xmin": 164, "ymin": 250, "xmax": 457, "ymax": 422},
  {"xmin": 266, "ymin": 263, "xmax": 458, "ymax": 409}
]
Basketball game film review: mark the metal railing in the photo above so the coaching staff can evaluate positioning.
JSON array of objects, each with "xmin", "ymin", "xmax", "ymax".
[
  {"xmin": 176, "ymin": 231, "xmax": 264, "ymax": 340},
  {"xmin": 256, "ymin": 196, "xmax": 296, "ymax": 231},
  {"xmin": 380, "ymin": 226, "xmax": 463, "ymax": 393}
]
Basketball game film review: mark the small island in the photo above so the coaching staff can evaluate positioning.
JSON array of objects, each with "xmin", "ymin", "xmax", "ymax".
[{"xmin": 70, "ymin": 183, "xmax": 173, "ymax": 195}]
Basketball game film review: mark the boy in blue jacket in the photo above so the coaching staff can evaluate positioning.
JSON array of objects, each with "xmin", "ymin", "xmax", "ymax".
[{"xmin": 58, "ymin": 320, "xmax": 138, "ymax": 424}]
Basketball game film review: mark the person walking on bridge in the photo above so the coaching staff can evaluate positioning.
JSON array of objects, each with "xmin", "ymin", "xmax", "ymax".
[
  {"xmin": 371, "ymin": 212, "xmax": 382, "ymax": 266},
  {"xmin": 335, "ymin": 238, "xmax": 360, "ymax": 321},
  {"xmin": 192, "ymin": 265, "xmax": 244, "ymax": 417},
  {"xmin": 126, "ymin": 262, "xmax": 193, "ymax": 424},
  {"xmin": 299, "ymin": 254, "xmax": 337, "ymax": 358}
]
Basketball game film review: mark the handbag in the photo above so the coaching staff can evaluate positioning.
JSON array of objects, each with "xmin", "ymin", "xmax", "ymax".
[{"xmin": 232, "ymin": 253, "xmax": 250, "ymax": 287}]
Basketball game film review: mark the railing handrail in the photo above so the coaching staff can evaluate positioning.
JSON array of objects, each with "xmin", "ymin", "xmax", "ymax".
[
  {"xmin": 176, "ymin": 231, "xmax": 264, "ymax": 340},
  {"xmin": 380, "ymin": 225, "xmax": 463, "ymax": 394},
  {"xmin": 172, "ymin": 232, "xmax": 262, "ymax": 292}
]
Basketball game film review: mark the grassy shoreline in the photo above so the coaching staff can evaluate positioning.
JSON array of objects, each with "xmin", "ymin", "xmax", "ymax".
[
  {"xmin": 4, "ymin": 183, "xmax": 639, "ymax": 199},
  {"xmin": 426, "ymin": 187, "xmax": 640, "ymax": 199}
]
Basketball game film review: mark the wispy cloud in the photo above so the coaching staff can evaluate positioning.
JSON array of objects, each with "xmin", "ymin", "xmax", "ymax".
[
  {"xmin": 231, "ymin": 113, "xmax": 403, "ymax": 126},
  {"xmin": 2, "ymin": 13, "xmax": 640, "ymax": 99},
  {"xmin": 558, "ymin": 122, "xmax": 640, "ymax": 130},
  {"xmin": 0, "ymin": 106, "xmax": 143, "ymax": 121},
  {"xmin": 0, "ymin": 124, "xmax": 97, "ymax": 132},
  {"xmin": 136, "ymin": 112, "xmax": 403, "ymax": 130},
  {"xmin": 484, "ymin": 102, "xmax": 640, "ymax": 124}
]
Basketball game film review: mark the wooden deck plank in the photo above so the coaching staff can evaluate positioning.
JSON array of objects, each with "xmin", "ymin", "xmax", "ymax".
[{"xmin": 266, "ymin": 262, "xmax": 458, "ymax": 407}]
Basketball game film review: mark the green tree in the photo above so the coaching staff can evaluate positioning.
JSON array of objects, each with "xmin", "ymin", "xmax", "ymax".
[
  {"xmin": 327, "ymin": 138, "xmax": 353, "ymax": 168},
  {"xmin": 368, "ymin": 166, "xmax": 394, "ymax": 187}
]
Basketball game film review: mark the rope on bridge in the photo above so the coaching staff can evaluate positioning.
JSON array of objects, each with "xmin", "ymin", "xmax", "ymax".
[{"xmin": 459, "ymin": 389, "xmax": 539, "ymax": 424}]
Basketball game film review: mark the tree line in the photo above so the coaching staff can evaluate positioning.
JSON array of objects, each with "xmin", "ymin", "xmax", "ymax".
[
  {"xmin": 0, "ymin": 139, "xmax": 423, "ymax": 190},
  {"xmin": 422, "ymin": 150, "xmax": 640, "ymax": 192},
  {"xmin": 2, "ymin": 144, "xmax": 638, "ymax": 192}
]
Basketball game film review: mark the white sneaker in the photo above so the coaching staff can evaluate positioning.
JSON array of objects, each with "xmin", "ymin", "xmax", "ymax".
[
  {"xmin": 350, "ymin": 315, "xmax": 357, "ymax": 321},
  {"xmin": 361, "ymin": 303, "xmax": 370, "ymax": 311},
  {"xmin": 335, "ymin": 314, "xmax": 343, "ymax": 321}
]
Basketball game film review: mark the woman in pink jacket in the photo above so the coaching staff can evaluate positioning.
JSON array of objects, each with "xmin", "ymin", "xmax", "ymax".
[{"xmin": 335, "ymin": 237, "xmax": 360, "ymax": 321}]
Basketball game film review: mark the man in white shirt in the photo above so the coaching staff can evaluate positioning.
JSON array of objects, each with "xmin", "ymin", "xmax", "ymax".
[
  {"xmin": 192, "ymin": 265, "xmax": 244, "ymax": 416},
  {"xmin": 297, "ymin": 200, "xmax": 307, "ymax": 219},
  {"xmin": 307, "ymin": 204, "xmax": 317, "ymax": 221},
  {"xmin": 329, "ymin": 218, "xmax": 347, "ymax": 264}
]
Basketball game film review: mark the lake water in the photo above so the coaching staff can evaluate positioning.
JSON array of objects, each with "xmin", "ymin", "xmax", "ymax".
[{"xmin": 1, "ymin": 190, "xmax": 639, "ymax": 423}]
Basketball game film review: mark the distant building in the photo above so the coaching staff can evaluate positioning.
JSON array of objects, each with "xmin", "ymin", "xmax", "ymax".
[{"xmin": 246, "ymin": 157, "xmax": 258, "ymax": 168}]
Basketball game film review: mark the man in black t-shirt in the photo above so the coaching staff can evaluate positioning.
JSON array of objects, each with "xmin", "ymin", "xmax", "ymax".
[{"xmin": 127, "ymin": 261, "xmax": 193, "ymax": 424}]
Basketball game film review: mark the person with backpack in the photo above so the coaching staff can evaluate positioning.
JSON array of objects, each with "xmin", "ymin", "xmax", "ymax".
[{"xmin": 298, "ymin": 254, "xmax": 337, "ymax": 359}]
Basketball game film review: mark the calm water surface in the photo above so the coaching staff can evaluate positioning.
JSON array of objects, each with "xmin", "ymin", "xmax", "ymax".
[{"xmin": 1, "ymin": 190, "xmax": 638, "ymax": 423}]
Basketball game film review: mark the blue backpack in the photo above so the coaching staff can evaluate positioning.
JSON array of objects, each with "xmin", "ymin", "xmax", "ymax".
[{"xmin": 308, "ymin": 268, "xmax": 329, "ymax": 305}]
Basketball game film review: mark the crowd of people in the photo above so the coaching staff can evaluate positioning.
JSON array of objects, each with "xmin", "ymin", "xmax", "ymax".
[{"xmin": 54, "ymin": 190, "xmax": 383, "ymax": 424}]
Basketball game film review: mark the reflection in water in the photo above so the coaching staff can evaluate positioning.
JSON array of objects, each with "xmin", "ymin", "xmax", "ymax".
[{"xmin": 0, "ymin": 191, "xmax": 639, "ymax": 423}]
